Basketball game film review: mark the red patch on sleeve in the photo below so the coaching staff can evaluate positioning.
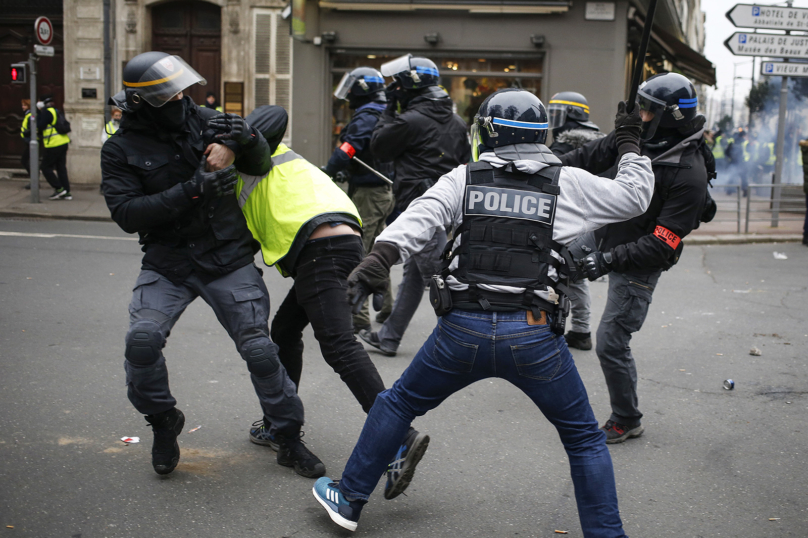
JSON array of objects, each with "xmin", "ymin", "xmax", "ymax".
[
  {"xmin": 653, "ymin": 226, "xmax": 681, "ymax": 250},
  {"xmin": 339, "ymin": 142, "xmax": 356, "ymax": 158}
]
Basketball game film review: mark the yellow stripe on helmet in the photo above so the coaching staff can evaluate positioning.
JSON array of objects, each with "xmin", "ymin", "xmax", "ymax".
[
  {"xmin": 123, "ymin": 68, "xmax": 185, "ymax": 88},
  {"xmin": 548, "ymin": 100, "xmax": 590, "ymax": 113}
]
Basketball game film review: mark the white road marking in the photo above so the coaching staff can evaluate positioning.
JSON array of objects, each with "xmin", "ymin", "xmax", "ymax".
[{"xmin": 0, "ymin": 231, "xmax": 138, "ymax": 241}]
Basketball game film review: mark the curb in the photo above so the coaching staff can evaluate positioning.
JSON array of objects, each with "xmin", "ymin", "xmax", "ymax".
[
  {"xmin": 0, "ymin": 210, "xmax": 112, "ymax": 223},
  {"xmin": 685, "ymin": 234, "xmax": 802, "ymax": 245}
]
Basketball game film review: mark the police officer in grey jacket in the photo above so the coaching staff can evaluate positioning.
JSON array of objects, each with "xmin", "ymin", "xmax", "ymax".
[{"xmin": 310, "ymin": 89, "xmax": 654, "ymax": 536}]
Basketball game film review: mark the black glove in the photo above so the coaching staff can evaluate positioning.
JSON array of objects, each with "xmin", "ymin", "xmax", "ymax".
[
  {"xmin": 334, "ymin": 170, "xmax": 349, "ymax": 183},
  {"xmin": 347, "ymin": 242, "xmax": 400, "ymax": 314},
  {"xmin": 182, "ymin": 155, "xmax": 239, "ymax": 199},
  {"xmin": 209, "ymin": 113, "xmax": 256, "ymax": 146},
  {"xmin": 582, "ymin": 251, "xmax": 613, "ymax": 281},
  {"xmin": 613, "ymin": 100, "xmax": 643, "ymax": 157}
]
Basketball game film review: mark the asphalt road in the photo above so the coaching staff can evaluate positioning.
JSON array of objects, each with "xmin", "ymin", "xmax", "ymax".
[{"xmin": 0, "ymin": 217, "xmax": 806, "ymax": 538}]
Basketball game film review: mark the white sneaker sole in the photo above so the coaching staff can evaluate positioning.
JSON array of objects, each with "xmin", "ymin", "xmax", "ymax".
[{"xmin": 312, "ymin": 486, "xmax": 358, "ymax": 532}]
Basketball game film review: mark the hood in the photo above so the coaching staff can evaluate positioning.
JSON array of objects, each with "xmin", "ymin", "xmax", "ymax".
[
  {"xmin": 405, "ymin": 86, "xmax": 454, "ymax": 123},
  {"xmin": 480, "ymin": 143, "xmax": 562, "ymax": 171},
  {"xmin": 553, "ymin": 128, "xmax": 606, "ymax": 150},
  {"xmin": 245, "ymin": 105, "xmax": 288, "ymax": 154}
]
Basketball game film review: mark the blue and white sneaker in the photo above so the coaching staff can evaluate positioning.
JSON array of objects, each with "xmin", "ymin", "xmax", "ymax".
[
  {"xmin": 249, "ymin": 419, "xmax": 279, "ymax": 450},
  {"xmin": 384, "ymin": 428, "xmax": 430, "ymax": 500},
  {"xmin": 312, "ymin": 477, "xmax": 364, "ymax": 532}
]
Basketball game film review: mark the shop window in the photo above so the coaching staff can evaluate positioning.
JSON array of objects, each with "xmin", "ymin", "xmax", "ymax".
[
  {"xmin": 254, "ymin": 8, "xmax": 293, "ymax": 144},
  {"xmin": 329, "ymin": 52, "xmax": 542, "ymax": 149}
]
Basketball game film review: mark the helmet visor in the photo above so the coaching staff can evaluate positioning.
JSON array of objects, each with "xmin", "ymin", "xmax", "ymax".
[
  {"xmin": 124, "ymin": 55, "xmax": 206, "ymax": 108},
  {"xmin": 547, "ymin": 103, "xmax": 568, "ymax": 130},
  {"xmin": 334, "ymin": 72, "xmax": 356, "ymax": 100},
  {"xmin": 638, "ymin": 91, "xmax": 666, "ymax": 141},
  {"xmin": 380, "ymin": 54, "xmax": 412, "ymax": 77}
]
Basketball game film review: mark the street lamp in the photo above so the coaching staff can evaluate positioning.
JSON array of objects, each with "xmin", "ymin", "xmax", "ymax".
[{"xmin": 731, "ymin": 60, "xmax": 753, "ymax": 127}]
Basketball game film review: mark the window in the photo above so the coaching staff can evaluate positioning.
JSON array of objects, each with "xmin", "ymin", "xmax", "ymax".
[
  {"xmin": 328, "ymin": 51, "xmax": 542, "ymax": 147},
  {"xmin": 254, "ymin": 8, "xmax": 293, "ymax": 143}
]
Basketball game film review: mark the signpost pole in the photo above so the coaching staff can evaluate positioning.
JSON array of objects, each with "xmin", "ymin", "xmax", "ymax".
[
  {"xmin": 28, "ymin": 53, "xmax": 39, "ymax": 204},
  {"xmin": 771, "ymin": 0, "xmax": 794, "ymax": 228}
]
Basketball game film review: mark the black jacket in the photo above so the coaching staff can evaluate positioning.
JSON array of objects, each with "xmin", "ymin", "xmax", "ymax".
[
  {"xmin": 101, "ymin": 98, "xmax": 271, "ymax": 283},
  {"xmin": 549, "ymin": 125, "xmax": 606, "ymax": 157},
  {"xmin": 325, "ymin": 103, "xmax": 388, "ymax": 187},
  {"xmin": 559, "ymin": 129, "xmax": 709, "ymax": 274},
  {"xmin": 371, "ymin": 88, "xmax": 470, "ymax": 210}
]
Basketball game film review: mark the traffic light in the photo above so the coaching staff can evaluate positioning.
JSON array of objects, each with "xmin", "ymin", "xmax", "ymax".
[{"xmin": 11, "ymin": 62, "xmax": 27, "ymax": 84}]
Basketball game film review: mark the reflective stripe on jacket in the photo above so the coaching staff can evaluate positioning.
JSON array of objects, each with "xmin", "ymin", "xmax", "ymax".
[
  {"xmin": 42, "ymin": 107, "xmax": 69, "ymax": 148},
  {"xmin": 236, "ymin": 143, "xmax": 362, "ymax": 276}
]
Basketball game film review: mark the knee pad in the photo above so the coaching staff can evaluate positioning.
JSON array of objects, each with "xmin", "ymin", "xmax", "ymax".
[
  {"xmin": 241, "ymin": 339, "xmax": 280, "ymax": 377},
  {"xmin": 125, "ymin": 320, "xmax": 164, "ymax": 367}
]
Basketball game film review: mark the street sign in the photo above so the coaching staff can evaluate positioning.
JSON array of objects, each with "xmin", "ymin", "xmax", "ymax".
[
  {"xmin": 761, "ymin": 61, "xmax": 808, "ymax": 77},
  {"xmin": 34, "ymin": 16, "xmax": 54, "ymax": 46},
  {"xmin": 34, "ymin": 44, "xmax": 54, "ymax": 57},
  {"xmin": 727, "ymin": 4, "xmax": 808, "ymax": 31},
  {"xmin": 724, "ymin": 32, "xmax": 808, "ymax": 59}
]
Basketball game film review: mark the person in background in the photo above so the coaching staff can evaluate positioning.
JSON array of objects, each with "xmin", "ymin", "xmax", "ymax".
[
  {"xmin": 203, "ymin": 92, "xmax": 224, "ymax": 113},
  {"xmin": 322, "ymin": 67, "xmax": 396, "ymax": 332},
  {"xmin": 20, "ymin": 99, "xmax": 32, "ymax": 185},
  {"xmin": 102, "ymin": 107, "xmax": 123, "ymax": 143},
  {"xmin": 37, "ymin": 95, "xmax": 72, "ymax": 200}
]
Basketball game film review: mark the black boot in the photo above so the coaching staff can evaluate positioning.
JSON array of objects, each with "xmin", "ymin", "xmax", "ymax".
[
  {"xmin": 144, "ymin": 407, "xmax": 185, "ymax": 475},
  {"xmin": 276, "ymin": 431, "xmax": 326, "ymax": 478},
  {"xmin": 564, "ymin": 331, "xmax": 593, "ymax": 350}
]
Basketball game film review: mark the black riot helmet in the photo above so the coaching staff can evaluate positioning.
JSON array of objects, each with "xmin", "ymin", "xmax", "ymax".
[
  {"xmin": 122, "ymin": 51, "xmax": 206, "ymax": 111},
  {"xmin": 548, "ymin": 91, "xmax": 598, "ymax": 131},
  {"xmin": 334, "ymin": 67, "xmax": 386, "ymax": 109},
  {"xmin": 380, "ymin": 54, "xmax": 440, "ymax": 90},
  {"xmin": 637, "ymin": 72, "xmax": 699, "ymax": 140},
  {"xmin": 470, "ymin": 89, "xmax": 550, "ymax": 161}
]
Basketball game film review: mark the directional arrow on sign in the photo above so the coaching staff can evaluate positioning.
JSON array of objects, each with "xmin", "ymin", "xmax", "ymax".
[
  {"xmin": 724, "ymin": 32, "xmax": 808, "ymax": 59},
  {"xmin": 727, "ymin": 4, "xmax": 808, "ymax": 31},
  {"xmin": 761, "ymin": 61, "xmax": 808, "ymax": 78}
]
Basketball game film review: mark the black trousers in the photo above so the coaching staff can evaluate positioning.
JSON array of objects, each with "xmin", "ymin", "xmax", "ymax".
[
  {"xmin": 41, "ymin": 144, "xmax": 70, "ymax": 192},
  {"xmin": 270, "ymin": 234, "xmax": 386, "ymax": 413},
  {"xmin": 21, "ymin": 145, "xmax": 30, "ymax": 175}
]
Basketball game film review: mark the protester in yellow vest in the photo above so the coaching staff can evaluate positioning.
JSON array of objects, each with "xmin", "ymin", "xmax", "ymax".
[
  {"xmin": 203, "ymin": 92, "xmax": 224, "ymax": 113},
  {"xmin": 36, "ymin": 95, "xmax": 72, "ymax": 200},
  {"xmin": 102, "ymin": 107, "xmax": 122, "ymax": 143},
  {"xmin": 238, "ymin": 105, "xmax": 429, "ymax": 477},
  {"xmin": 20, "ymin": 99, "xmax": 33, "ymax": 177}
]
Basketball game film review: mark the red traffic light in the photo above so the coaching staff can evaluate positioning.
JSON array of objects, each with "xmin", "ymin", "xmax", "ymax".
[{"xmin": 11, "ymin": 62, "xmax": 27, "ymax": 84}]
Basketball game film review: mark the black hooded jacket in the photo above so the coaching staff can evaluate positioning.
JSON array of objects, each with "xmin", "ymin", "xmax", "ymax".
[
  {"xmin": 558, "ymin": 127, "xmax": 709, "ymax": 274},
  {"xmin": 101, "ymin": 97, "xmax": 272, "ymax": 283},
  {"xmin": 371, "ymin": 88, "xmax": 470, "ymax": 210}
]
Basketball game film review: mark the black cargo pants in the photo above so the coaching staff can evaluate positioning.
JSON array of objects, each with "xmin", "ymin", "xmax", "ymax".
[{"xmin": 124, "ymin": 264, "xmax": 304, "ymax": 435}]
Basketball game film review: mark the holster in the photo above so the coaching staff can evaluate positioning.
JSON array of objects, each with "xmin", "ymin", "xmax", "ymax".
[
  {"xmin": 550, "ymin": 295, "xmax": 570, "ymax": 336},
  {"xmin": 428, "ymin": 275, "xmax": 453, "ymax": 316}
]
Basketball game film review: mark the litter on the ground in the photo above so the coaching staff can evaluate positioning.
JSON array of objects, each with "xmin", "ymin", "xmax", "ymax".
[
  {"xmin": 769, "ymin": 518, "xmax": 780, "ymax": 521},
  {"xmin": 120, "ymin": 436, "xmax": 140, "ymax": 444},
  {"xmin": 773, "ymin": 252, "xmax": 788, "ymax": 260},
  {"xmin": 188, "ymin": 425, "xmax": 202, "ymax": 433},
  {"xmin": 749, "ymin": 347, "xmax": 762, "ymax": 356},
  {"xmin": 732, "ymin": 289, "xmax": 751, "ymax": 293},
  {"xmin": 554, "ymin": 531, "xmax": 569, "ymax": 535},
  {"xmin": 723, "ymin": 379, "xmax": 735, "ymax": 390},
  {"xmin": 6, "ymin": 526, "xmax": 13, "ymax": 529}
]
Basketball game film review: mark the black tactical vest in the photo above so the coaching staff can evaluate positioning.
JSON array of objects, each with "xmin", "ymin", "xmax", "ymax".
[{"xmin": 443, "ymin": 161, "xmax": 573, "ymax": 313}]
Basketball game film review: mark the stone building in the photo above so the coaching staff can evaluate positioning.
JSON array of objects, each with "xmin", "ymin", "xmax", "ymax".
[{"xmin": 0, "ymin": 0, "xmax": 715, "ymax": 185}]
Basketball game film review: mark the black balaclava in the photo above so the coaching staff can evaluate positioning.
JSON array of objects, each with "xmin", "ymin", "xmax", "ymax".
[{"xmin": 142, "ymin": 97, "xmax": 188, "ymax": 131}]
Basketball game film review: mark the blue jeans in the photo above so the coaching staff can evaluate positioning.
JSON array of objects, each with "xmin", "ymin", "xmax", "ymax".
[{"xmin": 339, "ymin": 310, "xmax": 627, "ymax": 538}]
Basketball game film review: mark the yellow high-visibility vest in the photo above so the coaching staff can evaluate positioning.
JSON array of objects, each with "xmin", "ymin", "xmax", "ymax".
[
  {"xmin": 21, "ymin": 112, "xmax": 31, "ymax": 139},
  {"xmin": 42, "ymin": 107, "xmax": 70, "ymax": 148},
  {"xmin": 712, "ymin": 135, "xmax": 725, "ymax": 160},
  {"xmin": 765, "ymin": 142, "xmax": 776, "ymax": 166},
  {"xmin": 742, "ymin": 140, "xmax": 751, "ymax": 162},
  {"xmin": 236, "ymin": 143, "xmax": 362, "ymax": 277},
  {"xmin": 105, "ymin": 121, "xmax": 118, "ymax": 136}
]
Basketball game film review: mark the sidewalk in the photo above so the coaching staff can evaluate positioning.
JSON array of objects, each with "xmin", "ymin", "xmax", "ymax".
[
  {"xmin": 0, "ymin": 178, "xmax": 804, "ymax": 244},
  {"xmin": 0, "ymin": 179, "xmax": 112, "ymax": 222}
]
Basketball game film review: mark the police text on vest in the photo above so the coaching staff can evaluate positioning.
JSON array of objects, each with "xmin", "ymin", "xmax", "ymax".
[{"xmin": 465, "ymin": 186, "xmax": 556, "ymax": 225}]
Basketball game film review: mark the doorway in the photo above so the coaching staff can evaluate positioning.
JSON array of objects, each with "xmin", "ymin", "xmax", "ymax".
[{"xmin": 151, "ymin": 1, "xmax": 221, "ymax": 107}]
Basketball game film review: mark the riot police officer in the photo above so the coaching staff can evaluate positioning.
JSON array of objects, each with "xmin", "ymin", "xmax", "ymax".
[
  {"xmin": 547, "ymin": 91, "xmax": 606, "ymax": 351},
  {"xmin": 101, "ymin": 52, "xmax": 324, "ymax": 478},
  {"xmin": 359, "ymin": 54, "xmax": 470, "ymax": 356},
  {"xmin": 311, "ymin": 88, "xmax": 655, "ymax": 536},
  {"xmin": 323, "ymin": 67, "xmax": 395, "ymax": 331},
  {"xmin": 560, "ymin": 72, "xmax": 713, "ymax": 444}
]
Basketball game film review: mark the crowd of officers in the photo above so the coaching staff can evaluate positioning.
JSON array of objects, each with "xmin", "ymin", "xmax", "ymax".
[{"xmin": 99, "ymin": 50, "xmax": 715, "ymax": 537}]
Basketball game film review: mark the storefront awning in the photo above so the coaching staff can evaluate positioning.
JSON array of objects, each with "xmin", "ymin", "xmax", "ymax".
[
  {"xmin": 633, "ymin": 13, "xmax": 716, "ymax": 86},
  {"xmin": 319, "ymin": 0, "xmax": 570, "ymax": 14}
]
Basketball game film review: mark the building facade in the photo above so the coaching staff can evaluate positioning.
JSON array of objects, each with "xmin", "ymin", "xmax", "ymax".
[{"xmin": 0, "ymin": 0, "xmax": 714, "ymax": 184}]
